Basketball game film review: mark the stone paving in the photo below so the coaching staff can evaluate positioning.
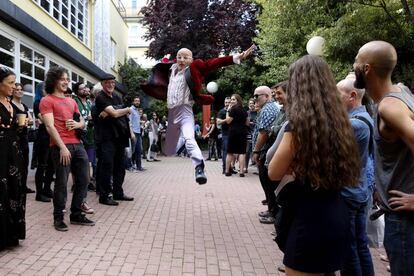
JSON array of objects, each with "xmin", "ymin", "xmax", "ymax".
[{"xmin": 0, "ymin": 156, "xmax": 390, "ymax": 275}]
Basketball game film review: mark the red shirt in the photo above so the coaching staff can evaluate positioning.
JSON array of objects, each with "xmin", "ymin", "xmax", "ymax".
[{"xmin": 39, "ymin": 95, "xmax": 81, "ymax": 146}]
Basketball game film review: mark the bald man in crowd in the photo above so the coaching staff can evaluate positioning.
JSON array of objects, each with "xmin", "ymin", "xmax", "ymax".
[
  {"xmin": 251, "ymin": 86, "xmax": 280, "ymax": 224},
  {"xmin": 337, "ymin": 77, "xmax": 374, "ymax": 276},
  {"xmin": 354, "ymin": 40, "xmax": 414, "ymax": 275}
]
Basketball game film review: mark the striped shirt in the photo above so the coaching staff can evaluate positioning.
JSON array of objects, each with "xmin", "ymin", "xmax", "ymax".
[{"xmin": 167, "ymin": 64, "xmax": 194, "ymax": 109}]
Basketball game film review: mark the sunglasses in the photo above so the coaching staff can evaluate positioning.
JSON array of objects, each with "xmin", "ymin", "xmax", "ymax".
[{"xmin": 253, "ymin": 93, "xmax": 266, "ymax": 99}]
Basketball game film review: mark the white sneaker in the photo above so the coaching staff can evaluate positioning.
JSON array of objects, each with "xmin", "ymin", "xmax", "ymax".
[{"xmin": 81, "ymin": 202, "xmax": 94, "ymax": 214}]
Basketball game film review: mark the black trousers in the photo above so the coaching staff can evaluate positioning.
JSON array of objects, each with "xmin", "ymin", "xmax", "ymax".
[
  {"xmin": 96, "ymin": 140, "xmax": 126, "ymax": 199},
  {"xmin": 257, "ymin": 159, "xmax": 279, "ymax": 216}
]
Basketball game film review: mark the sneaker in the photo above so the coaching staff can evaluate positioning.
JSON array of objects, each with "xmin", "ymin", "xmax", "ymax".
[
  {"xmin": 54, "ymin": 220, "xmax": 68, "ymax": 231},
  {"xmin": 258, "ymin": 210, "xmax": 271, "ymax": 217},
  {"xmin": 195, "ymin": 163, "xmax": 207, "ymax": 185},
  {"xmin": 70, "ymin": 214, "xmax": 95, "ymax": 226},
  {"xmin": 80, "ymin": 202, "xmax": 94, "ymax": 214}
]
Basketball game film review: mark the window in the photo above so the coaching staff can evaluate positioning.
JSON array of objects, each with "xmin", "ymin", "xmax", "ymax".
[
  {"xmin": 0, "ymin": 33, "xmax": 15, "ymax": 69},
  {"xmin": 1, "ymin": 30, "xmax": 94, "ymax": 109},
  {"xmin": 132, "ymin": 0, "xmax": 137, "ymax": 9},
  {"xmin": 110, "ymin": 39, "xmax": 117, "ymax": 69},
  {"xmin": 32, "ymin": 0, "xmax": 89, "ymax": 46}
]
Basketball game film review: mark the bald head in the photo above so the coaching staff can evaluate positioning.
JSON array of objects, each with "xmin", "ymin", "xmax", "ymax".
[
  {"xmin": 337, "ymin": 78, "xmax": 365, "ymax": 100},
  {"xmin": 177, "ymin": 48, "xmax": 193, "ymax": 57},
  {"xmin": 176, "ymin": 48, "xmax": 193, "ymax": 71},
  {"xmin": 253, "ymin": 86, "xmax": 272, "ymax": 107},
  {"xmin": 356, "ymin": 41, "xmax": 397, "ymax": 78},
  {"xmin": 254, "ymin": 86, "xmax": 272, "ymax": 96}
]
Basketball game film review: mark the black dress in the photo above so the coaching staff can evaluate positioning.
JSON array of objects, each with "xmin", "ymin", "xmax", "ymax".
[
  {"xmin": 0, "ymin": 101, "xmax": 26, "ymax": 250},
  {"xmin": 227, "ymin": 106, "xmax": 248, "ymax": 154}
]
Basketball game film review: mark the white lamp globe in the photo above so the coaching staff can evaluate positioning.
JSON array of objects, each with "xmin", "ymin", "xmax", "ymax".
[
  {"xmin": 306, "ymin": 36, "xmax": 325, "ymax": 56},
  {"xmin": 206, "ymin": 81, "xmax": 218, "ymax": 93}
]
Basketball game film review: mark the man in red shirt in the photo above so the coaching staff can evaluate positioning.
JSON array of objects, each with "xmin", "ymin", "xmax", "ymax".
[{"xmin": 40, "ymin": 67, "xmax": 95, "ymax": 231}]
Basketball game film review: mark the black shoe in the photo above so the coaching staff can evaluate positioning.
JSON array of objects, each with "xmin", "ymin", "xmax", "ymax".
[
  {"xmin": 25, "ymin": 187, "xmax": 35, "ymax": 194},
  {"xmin": 70, "ymin": 214, "xmax": 95, "ymax": 226},
  {"xmin": 88, "ymin": 183, "xmax": 96, "ymax": 191},
  {"xmin": 36, "ymin": 194, "xmax": 51, "ymax": 202},
  {"xmin": 225, "ymin": 172, "xmax": 232, "ymax": 177},
  {"xmin": 99, "ymin": 197, "xmax": 119, "ymax": 206},
  {"xmin": 43, "ymin": 189, "xmax": 53, "ymax": 198},
  {"xmin": 259, "ymin": 216, "xmax": 275, "ymax": 224},
  {"xmin": 137, "ymin": 167, "xmax": 146, "ymax": 171},
  {"xmin": 54, "ymin": 220, "xmax": 68, "ymax": 231},
  {"xmin": 230, "ymin": 168, "xmax": 237, "ymax": 174},
  {"xmin": 195, "ymin": 163, "xmax": 207, "ymax": 185},
  {"xmin": 261, "ymin": 199, "xmax": 268, "ymax": 205},
  {"xmin": 113, "ymin": 195, "xmax": 134, "ymax": 201},
  {"xmin": 239, "ymin": 173, "xmax": 245, "ymax": 177}
]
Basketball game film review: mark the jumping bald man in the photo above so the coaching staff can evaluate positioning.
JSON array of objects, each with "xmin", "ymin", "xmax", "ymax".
[
  {"xmin": 354, "ymin": 40, "xmax": 414, "ymax": 275},
  {"xmin": 164, "ymin": 46, "xmax": 254, "ymax": 185}
]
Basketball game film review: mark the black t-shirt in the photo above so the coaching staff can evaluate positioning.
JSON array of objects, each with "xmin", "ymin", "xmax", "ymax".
[
  {"xmin": 217, "ymin": 107, "xmax": 229, "ymax": 136},
  {"xmin": 94, "ymin": 90, "xmax": 127, "ymax": 144}
]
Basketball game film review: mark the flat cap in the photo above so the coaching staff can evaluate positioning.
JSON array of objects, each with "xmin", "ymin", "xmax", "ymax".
[{"xmin": 101, "ymin": 73, "xmax": 116, "ymax": 81}]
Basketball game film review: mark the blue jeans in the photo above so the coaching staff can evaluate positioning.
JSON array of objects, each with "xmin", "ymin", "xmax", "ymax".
[
  {"xmin": 51, "ymin": 144, "xmax": 89, "ymax": 220},
  {"xmin": 132, "ymin": 133, "xmax": 142, "ymax": 169},
  {"xmin": 221, "ymin": 134, "xmax": 228, "ymax": 173},
  {"xmin": 341, "ymin": 199, "xmax": 374, "ymax": 276},
  {"xmin": 384, "ymin": 212, "xmax": 414, "ymax": 276}
]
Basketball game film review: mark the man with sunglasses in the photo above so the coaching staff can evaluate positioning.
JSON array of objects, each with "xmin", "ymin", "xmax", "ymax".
[{"xmin": 251, "ymin": 86, "xmax": 280, "ymax": 224}]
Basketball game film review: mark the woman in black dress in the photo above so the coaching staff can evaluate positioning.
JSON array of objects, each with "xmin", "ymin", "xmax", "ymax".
[
  {"xmin": 11, "ymin": 83, "xmax": 35, "ymax": 194},
  {"xmin": 268, "ymin": 55, "xmax": 361, "ymax": 275},
  {"xmin": 224, "ymin": 94, "xmax": 248, "ymax": 177},
  {"xmin": 0, "ymin": 67, "xmax": 26, "ymax": 250}
]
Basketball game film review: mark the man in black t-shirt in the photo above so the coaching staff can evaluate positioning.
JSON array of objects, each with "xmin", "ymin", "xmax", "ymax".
[{"xmin": 94, "ymin": 74, "xmax": 134, "ymax": 206}]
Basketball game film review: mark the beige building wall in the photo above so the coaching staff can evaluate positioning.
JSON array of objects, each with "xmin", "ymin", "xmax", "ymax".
[
  {"xmin": 11, "ymin": 0, "xmax": 92, "ymax": 60},
  {"xmin": 110, "ymin": 0, "xmax": 129, "ymax": 74}
]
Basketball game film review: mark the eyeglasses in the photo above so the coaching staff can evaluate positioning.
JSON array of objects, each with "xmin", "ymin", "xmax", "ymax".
[{"xmin": 253, "ymin": 93, "xmax": 266, "ymax": 99}]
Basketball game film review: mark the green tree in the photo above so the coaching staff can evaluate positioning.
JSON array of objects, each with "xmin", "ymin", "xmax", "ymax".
[
  {"xmin": 118, "ymin": 59, "xmax": 150, "ymax": 106},
  {"xmin": 254, "ymin": 0, "xmax": 414, "ymax": 87}
]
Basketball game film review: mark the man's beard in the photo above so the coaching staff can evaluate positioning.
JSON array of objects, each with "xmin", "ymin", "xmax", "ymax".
[
  {"xmin": 354, "ymin": 67, "xmax": 366, "ymax": 89},
  {"xmin": 133, "ymin": 104, "xmax": 140, "ymax": 108}
]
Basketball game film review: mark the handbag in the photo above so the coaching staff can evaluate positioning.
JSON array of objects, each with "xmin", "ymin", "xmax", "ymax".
[{"xmin": 150, "ymin": 141, "xmax": 159, "ymax": 152}]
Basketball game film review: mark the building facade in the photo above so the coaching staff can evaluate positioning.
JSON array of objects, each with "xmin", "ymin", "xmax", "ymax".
[
  {"xmin": 0, "ymin": 0, "xmax": 129, "ymax": 109},
  {"xmin": 121, "ymin": 0, "xmax": 155, "ymax": 68}
]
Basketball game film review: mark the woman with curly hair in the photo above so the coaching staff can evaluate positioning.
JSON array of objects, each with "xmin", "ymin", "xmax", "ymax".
[{"xmin": 268, "ymin": 55, "xmax": 360, "ymax": 275}]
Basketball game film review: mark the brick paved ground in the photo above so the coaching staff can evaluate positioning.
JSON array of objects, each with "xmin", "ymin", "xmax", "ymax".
[{"xmin": 0, "ymin": 156, "xmax": 390, "ymax": 275}]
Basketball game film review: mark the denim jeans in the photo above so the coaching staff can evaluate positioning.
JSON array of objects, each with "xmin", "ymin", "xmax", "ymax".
[
  {"xmin": 96, "ymin": 140, "xmax": 126, "ymax": 199},
  {"xmin": 132, "ymin": 133, "xmax": 142, "ymax": 169},
  {"xmin": 341, "ymin": 199, "xmax": 374, "ymax": 276},
  {"xmin": 384, "ymin": 212, "xmax": 414, "ymax": 276},
  {"xmin": 51, "ymin": 144, "xmax": 89, "ymax": 220}
]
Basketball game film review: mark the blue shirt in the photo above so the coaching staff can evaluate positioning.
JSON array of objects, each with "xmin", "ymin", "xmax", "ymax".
[
  {"xmin": 253, "ymin": 101, "xmax": 280, "ymax": 149},
  {"xmin": 341, "ymin": 105, "xmax": 374, "ymax": 203},
  {"xmin": 129, "ymin": 105, "xmax": 141, "ymax": 134}
]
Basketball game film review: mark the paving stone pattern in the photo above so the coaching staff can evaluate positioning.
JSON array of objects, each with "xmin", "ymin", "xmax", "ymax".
[{"xmin": 0, "ymin": 156, "xmax": 389, "ymax": 275}]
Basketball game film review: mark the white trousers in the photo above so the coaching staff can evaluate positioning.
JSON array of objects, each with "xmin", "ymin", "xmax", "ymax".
[
  {"xmin": 147, "ymin": 132, "xmax": 158, "ymax": 160},
  {"xmin": 165, "ymin": 104, "xmax": 203, "ymax": 167}
]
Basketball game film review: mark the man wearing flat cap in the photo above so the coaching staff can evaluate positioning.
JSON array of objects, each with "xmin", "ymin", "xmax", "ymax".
[
  {"xmin": 142, "ymin": 45, "xmax": 254, "ymax": 185},
  {"xmin": 94, "ymin": 73, "xmax": 134, "ymax": 205}
]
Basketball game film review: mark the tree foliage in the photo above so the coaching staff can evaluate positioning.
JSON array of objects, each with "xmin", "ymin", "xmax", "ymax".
[
  {"xmin": 118, "ymin": 59, "xmax": 150, "ymax": 107},
  {"xmin": 141, "ymin": 0, "xmax": 257, "ymax": 59},
  {"xmin": 254, "ymin": 0, "xmax": 414, "ymax": 87}
]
